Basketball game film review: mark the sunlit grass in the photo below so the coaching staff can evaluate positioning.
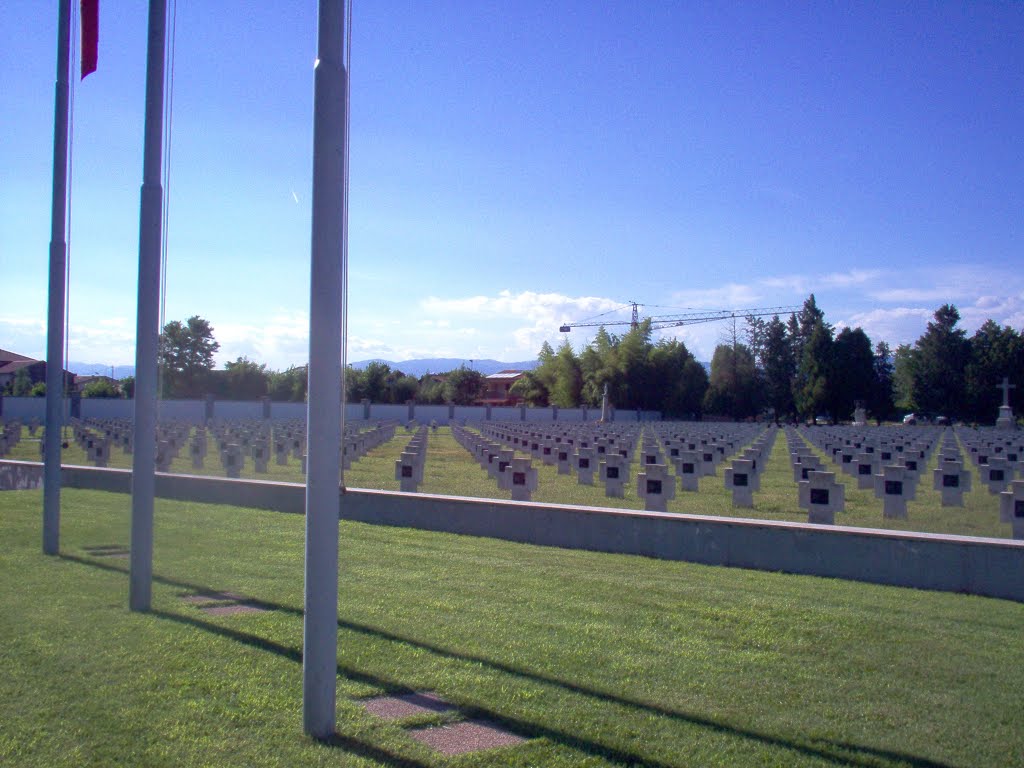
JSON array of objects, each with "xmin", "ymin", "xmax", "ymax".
[{"xmin": 2, "ymin": 488, "xmax": 1023, "ymax": 767}]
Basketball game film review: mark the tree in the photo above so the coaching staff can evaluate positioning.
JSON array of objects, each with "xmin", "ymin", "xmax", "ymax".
[
  {"xmin": 703, "ymin": 343, "xmax": 760, "ymax": 419},
  {"xmin": 416, "ymin": 374, "xmax": 447, "ymax": 404},
  {"xmin": 119, "ymin": 376, "xmax": 135, "ymax": 399},
  {"xmin": 794, "ymin": 320, "xmax": 833, "ymax": 420},
  {"xmin": 964, "ymin": 320, "xmax": 1023, "ymax": 423},
  {"xmin": 549, "ymin": 339, "xmax": 582, "ymax": 408},
  {"xmin": 892, "ymin": 343, "xmax": 917, "ymax": 411},
  {"xmin": 868, "ymin": 342, "xmax": 895, "ymax": 424},
  {"xmin": 649, "ymin": 338, "xmax": 708, "ymax": 418},
  {"xmin": 509, "ymin": 370, "xmax": 549, "ymax": 406},
  {"xmin": 444, "ymin": 366, "xmax": 484, "ymax": 405},
  {"xmin": 268, "ymin": 366, "xmax": 306, "ymax": 402},
  {"xmin": 912, "ymin": 304, "xmax": 970, "ymax": 419},
  {"xmin": 11, "ymin": 368, "xmax": 33, "ymax": 396},
  {"xmin": 222, "ymin": 356, "xmax": 269, "ymax": 400},
  {"xmin": 81, "ymin": 379, "xmax": 119, "ymax": 398},
  {"xmin": 829, "ymin": 327, "xmax": 874, "ymax": 422},
  {"xmin": 158, "ymin": 315, "xmax": 219, "ymax": 398},
  {"xmin": 761, "ymin": 315, "xmax": 796, "ymax": 421}
]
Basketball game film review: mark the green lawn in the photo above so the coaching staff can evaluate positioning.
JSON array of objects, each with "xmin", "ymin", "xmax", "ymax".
[
  {"xmin": 4, "ymin": 423, "xmax": 1012, "ymax": 538},
  {"xmin": 2, "ymin": 488, "xmax": 1023, "ymax": 767}
]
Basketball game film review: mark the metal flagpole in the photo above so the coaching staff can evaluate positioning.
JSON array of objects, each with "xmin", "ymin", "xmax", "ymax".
[
  {"xmin": 303, "ymin": 0, "xmax": 349, "ymax": 739},
  {"xmin": 43, "ymin": 0, "xmax": 72, "ymax": 556},
  {"xmin": 130, "ymin": 0, "xmax": 167, "ymax": 612}
]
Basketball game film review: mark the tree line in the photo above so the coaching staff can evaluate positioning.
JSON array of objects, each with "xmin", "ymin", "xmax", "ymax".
[{"xmin": 56, "ymin": 305, "xmax": 1021, "ymax": 425}]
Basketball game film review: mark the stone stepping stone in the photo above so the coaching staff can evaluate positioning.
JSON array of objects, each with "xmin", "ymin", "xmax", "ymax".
[
  {"xmin": 359, "ymin": 691, "xmax": 455, "ymax": 721},
  {"xmin": 179, "ymin": 591, "xmax": 269, "ymax": 615},
  {"xmin": 179, "ymin": 591, "xmax": 247, "ymax": 605},
  {"xmin": 409, "ymin": 719, "xmax": 527, "ymax": 755},
  {"xmin": 200, "ymin": 603, "xmax": 269, "ymax": 616},
  {"xmin": 83, "ymin": 544, "xmax": 130, "ymax": 558}
]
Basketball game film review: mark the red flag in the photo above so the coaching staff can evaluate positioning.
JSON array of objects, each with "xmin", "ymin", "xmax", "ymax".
[{"xmin": 80, "ymin": 0, "xmax": 98, "ymax": 79}]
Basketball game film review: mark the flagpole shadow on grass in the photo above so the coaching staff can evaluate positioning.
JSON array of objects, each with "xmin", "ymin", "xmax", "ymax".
[{"xmin": 59, "ymin": 553, "xmax": 954, "ymax": 768}]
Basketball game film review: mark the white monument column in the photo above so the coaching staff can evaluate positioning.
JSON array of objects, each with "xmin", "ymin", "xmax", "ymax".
[
  {"xmin": 995, "ymin": 377, "xmax": 1016, "ymax": 431},
  {"xmin": 303, "ymin": 0, "xmax": 349, "ymax": 740},
  {"xmin": 130, "ymin": 0, "xmax": 167, "ymax": 612},
  {"xmin": 43, "ymin": 0, "xmax": 72, "ymax": 556}
]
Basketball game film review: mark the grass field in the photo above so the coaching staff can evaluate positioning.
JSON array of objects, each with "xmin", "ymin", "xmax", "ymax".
[
  {"xmin": 2, "ymin": 487, "xmax": 1023, "ymax": 767},
  {"xmin": 3, "ymin": 423, "xmax": 1014, "ymax": 539}
]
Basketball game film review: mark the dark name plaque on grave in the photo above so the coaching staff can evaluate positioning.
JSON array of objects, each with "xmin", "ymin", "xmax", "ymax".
[
  {"xmin": 810, "ymin": 488, "xmax": 830, "ymax": 505},
  {"xmin": 703, "ymin": 453, "xmax": 713, "ymax": 462},
  {"xmin": 1016, "ymin": 500, "xmax": 1024, "ymax": 519},
  {"xmin": 646, "ymin": 479, "xmax": 662, "ymax": 495},
  {"xmin": 401, "ymin": 465, "xmax": 413, "ymax": 478},
  {"xmin": 881, "ymin": 452, "xmax": 892, "ymax": 461},
  {"xmin": 606, "ymin": 466, "xmax": 620, "ymax": 479},
  {"xmin": 579, "ymin": 457, "xmax": 590, "ymax": 469},
  {"xmin": 558, "ymin": 452, "xmax": 568, "ymax": 461},
  {"xmin": 990, "ymin": 469, "xmax": 1005, "ymax": 482},
  {"xmin": 905, "ymin": 460, "xmax": 918, "ymax": 472},
  {"xmin": 885, "ymin": 480, "xmax": 903, "ymax": 496},
  {"xmin": 499, "ymin": 461, "xmax": 509, "ymax": 473},
  {"xmin": 645, "ymin": 455, "xmax": 657, "ymax": 464},
  {"xmin": 513, "ymin": 471, "xmax": 526, "ymax": 486},
  {"xmin": 858, "ymin": 464, "xmax": 872, "ymax": 476},
  {"xmin": 942, "ymin": 474, "xmax": 959, "ymax": 488},
  {"xmin": 802, "ymin": 468, "xmax": 811, "ymax": 479},
  {"xmin": 682, "ymin": 462, "xmax": 695, "ymax": 474},
  {"xmin": 733, "ymin": 473, "xmax": 749, "ymax": 487}
]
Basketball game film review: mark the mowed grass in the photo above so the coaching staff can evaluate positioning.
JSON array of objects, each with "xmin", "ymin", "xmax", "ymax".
[
  {"xmin": 3, "ymin": 423, "xmax": 1013, "ymax": 538},
  {"xmin": 2, "ymin": 488, "xmax": 1023, "ymax": 767}
]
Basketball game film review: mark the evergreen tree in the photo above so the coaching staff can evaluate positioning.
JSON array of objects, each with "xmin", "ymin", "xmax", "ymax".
[
  {"xmin": 794, "ymin": 320, "xmax": 833, "ymax": 420},
  {"xmin": 869, "ymin": 341, "xmax": 895, "ymax": 424},
  {"xmin": 911, "ymin": 304, "xmax": 970, "ymax": 419},
  {"xmin": 964, "ymin": 320, "xmax": 1023, "ymax": 423},
  {"xmin": 761, "ymin": 315, "xmax": 796, "ymax": 421},
  {"xmin": 830, "ymin": 327, "xmax": 874, "ymax": 421}
]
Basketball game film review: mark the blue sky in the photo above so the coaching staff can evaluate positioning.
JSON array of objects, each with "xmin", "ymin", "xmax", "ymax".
[{"xmin": 3, "ymin": 1, "xmax": 1022, "ymax": 370}]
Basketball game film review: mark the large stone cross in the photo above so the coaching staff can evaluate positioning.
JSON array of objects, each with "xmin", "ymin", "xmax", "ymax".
[{"xmin": 998, "ymin": 377, "xmax": 1016, "ymax": 407}]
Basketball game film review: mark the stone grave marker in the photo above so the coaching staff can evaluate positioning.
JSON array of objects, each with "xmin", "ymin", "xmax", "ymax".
[
  {"xmin": 502, "ymin": 457, "xmax": 538, "ymax": 501},
  {"xmin": 874, "ymin": 465, "xmax": 915, "ymax": 519},
  {"xmin": 636, "ymin": 463, "xmax": 676, "ymax": 512},
  {"xmin": 798, "ymin": 470, "xmax": 845, "ymax": 524},
  {"xmin": 724, "ymin": 459, "xmax": 755, "ymax": 508},
  {"xmin": 932, "ymin": 461, "xmax": 972, "ymax": 506},
  {"xmin": 675, "ymin": 450, "xmax": 701, "ymax": 492},
  {"xmin": 599, "ymin": 453, "xmax": 629, "ymax": 498},
  {"xmin": 998, "ymin": 480, "xmax": 1024, "ymax": 538}
]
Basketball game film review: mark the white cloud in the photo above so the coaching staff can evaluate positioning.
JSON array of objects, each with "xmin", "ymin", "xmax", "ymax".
[{"xmin": 668, "ymin": 283, "xmax": 764, "ymax": 309}]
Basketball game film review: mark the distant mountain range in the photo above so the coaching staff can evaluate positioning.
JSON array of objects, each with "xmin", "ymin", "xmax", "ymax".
[
  {"xmin": 68, "ymin": 362, "xmax": 136, "ymax": 379},
  {"xmin": 349, "ymin": 358, "xmax": 538, "ymax": 377},
  {"xmin": 66, "ymin": 359, "xmax": 539, "ymax": 379}
]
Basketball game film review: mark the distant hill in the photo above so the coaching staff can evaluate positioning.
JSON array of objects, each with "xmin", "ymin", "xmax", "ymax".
[
  {"xmin": 68, "ymin": 362, "xmax": 136, "ymax": 379},
  {"xmin": 349, "ymin": 358, "xmax": 537, "ymax": 377}
]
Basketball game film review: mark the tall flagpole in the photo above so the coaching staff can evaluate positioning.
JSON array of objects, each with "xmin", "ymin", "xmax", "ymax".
[
  {"xmin": 43, "ymin": 0, "xmax": 72, "ymax": 556},
  {"xmin": 303, "ymin": 0, "xmax": 349, "ymax": 739},
  {"xmin": 130, "ymin": 0, "xmax": 167, "ymax": 612}
]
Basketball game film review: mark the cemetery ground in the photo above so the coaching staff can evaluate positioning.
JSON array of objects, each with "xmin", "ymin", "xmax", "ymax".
[
  {"xmin": 2, "ymin": 487, "xmax": 1023, "ymax": 767},
  {"xmin": 2, "ymin": 423, "xmax": 1015, "ymax": 539}
]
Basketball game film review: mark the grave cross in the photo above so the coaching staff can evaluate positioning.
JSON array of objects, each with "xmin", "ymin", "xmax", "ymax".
[{"xmin": 997, "ymin": 377, "xmax": 1016, "ymax": 408}]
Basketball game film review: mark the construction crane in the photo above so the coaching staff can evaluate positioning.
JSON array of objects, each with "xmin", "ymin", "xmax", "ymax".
[{"xmin": 558, "ymin": 302, "xmax": 802, "ymax": 333}]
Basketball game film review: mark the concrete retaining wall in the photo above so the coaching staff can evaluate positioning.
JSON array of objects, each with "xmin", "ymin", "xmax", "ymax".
[
  {"xmin": 3, "ymin": 460, "xmax": 1021, "ymax": 602},
  {"xmin": 0, "ymin": 397, "xmax": 658, "ymax": 425}
]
